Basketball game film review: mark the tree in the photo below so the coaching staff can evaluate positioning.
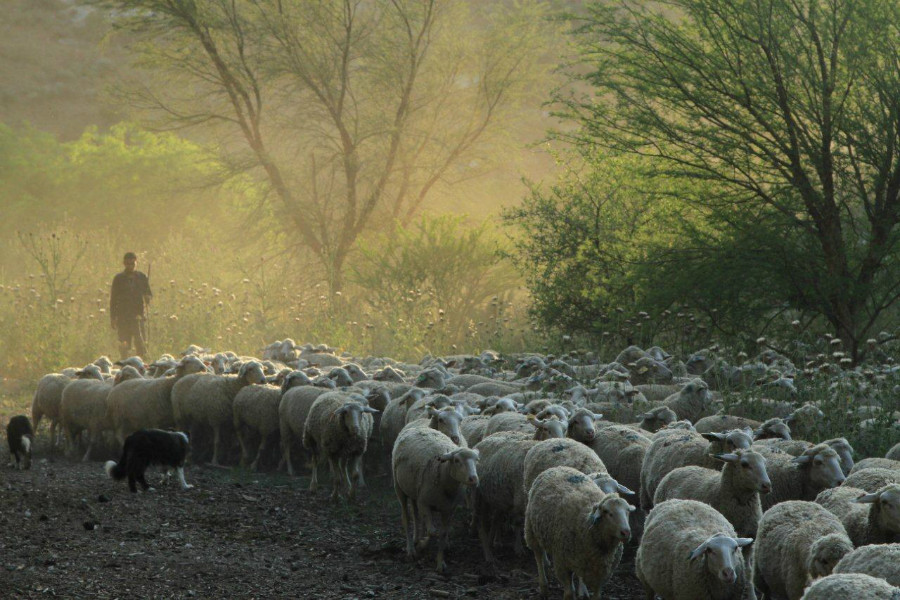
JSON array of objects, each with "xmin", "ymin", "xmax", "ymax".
[
  {"xmin": 97, "ymin": 0, "xmax": 551, "ymax": 292},
  {"xmin": 557, "ymin": 0, "xmax": 900, "ymax": 361}
]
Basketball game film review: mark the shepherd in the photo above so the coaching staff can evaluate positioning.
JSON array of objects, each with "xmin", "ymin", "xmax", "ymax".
[{"xmin": 109, "ymin": 251, "xmax": 152, "ymax": 359}]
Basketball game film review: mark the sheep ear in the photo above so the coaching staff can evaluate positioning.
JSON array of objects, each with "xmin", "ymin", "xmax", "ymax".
[
  {"xmin": 592, "ymin": 412, "xmax": 603, "ymax": 420},
  {"xmin": 736, "ymin": 537, "xmax": 754, "ymax": 547},
  {"xmin": 335, "ymin": 405, "xmax": 349, "ymax": 416},
  {"xmin": 784, "ymin": 414, "xmax": 795, "ymax": 424},
  {"xmin": 741, "ymin": 426, "xmax": 753, "ymax": 435},
  {"xmin": 715, "ymin": 453, "xmax": 740, "ymax": 464},
  {"xmin": 362, "ymin": 406, "xmax": 379, "ymax": 414},
  {"xmin": 752, "ymin": 429, "xmax": 763, "ymax": 438},
  {"xmin": 616, "ymin": 483, "xmax": 635, "ymax": 496},
  {"xmin": 437, "ymin": 451, "xmax": 454, "ymax": 462},
  {"xmin": 853, "ymin": 492, "xmax": 879, "ymax": 504},
  {"xmin": 688, "ymin": 541, "xmax": 709, "ymax": 561},
  {"xmin": 791, "ymin": 455, "xmax": 812, "ymax": 465},
  {"xmin": 530, "ymin": 418, "xmax": 546, "ymax": 429},
  {"xmin": 701, "ymin": 432, "xmax": 725, "ymax": 442},
  {"xmin": 427, "ymin": 406, "xmax": 439, "ymax": 417}
]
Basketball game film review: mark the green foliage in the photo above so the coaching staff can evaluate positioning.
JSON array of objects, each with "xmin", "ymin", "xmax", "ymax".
[
  {"xmin": 549, "ymin": 0, "xmax": 900, "ymax": 360},
  {"xmin": 350, "ymin": 215, "xmax": 529, "ymax": 356}
]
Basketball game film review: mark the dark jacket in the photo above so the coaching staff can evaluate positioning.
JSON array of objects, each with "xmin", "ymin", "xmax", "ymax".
[{"xmin": 110, "ymin": 270, "xmax": 152, "ymax": 322}]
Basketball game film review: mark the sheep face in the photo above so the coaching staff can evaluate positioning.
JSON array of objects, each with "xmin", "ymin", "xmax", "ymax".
[
  {"xmin": 688, "ymin": 533, "xmax": 752, "ymax": 585},
  {"xmin": 113, "ymin": 366, "xmax": 143, "ymax": 385},
  {"xmin": 530, "ymin": 417, "xmax": 567, "ymax": 440},
  {"xmin": 328, "ymin": 368, "xmax": 353, "ymax": 387},
  {"xmin": 640, "ymin": 406, "xmax": 677, "ymax": 432},
  {"xmin": 588, "ymin": 495, "xmax": 634, "ymax": 543},
  {"xmin": 793, "ymin": 447, "xmax": 845, "ymax": 490},
  {"xmin": 439, "ymin": 448, "xmax": 479, "ymax": 487},
  {"xmin": 716, "ymin": 450, "xmax": 772, "ymax": 494},
  {"xmin": 483, "ymin": 397, "xmax": 518, "ymax": 416},
  {"xmin": 451, "ymin": 400, "xmax": 479, "ymax": 417},
  {"xmin": 567, "ymin": 408, "xmax": 603, "ymax": 442},
  {"xmin": 702, "ymin": 429, "xmax": 753, "ymax": 454},
  {"xmin": 686, "ymin": 353, "xmax": 712, "ymax": 375},
  {"xmin": 94, "ymin": 356, "xmax": 114, "ymax": 374},
  {"xmin": 853, "ymin": 484, "xmax": 900, "ymax": 535},
  {"xmin": 336, "ymin": 402, "xmax": 377, "ymax": 436},
  {"xmin": 414, "ymin": 369, "xmax": 445, "ymax": 389},
  {"xmin": 754, "ymin": 418, "xmax": 791, "ymax": 440},
  {"xmin": 281, "ymin": 371, "xmax": 312, "ymax": 393},
  {"xmin": 76, "ymin": 365, "xmax": 104, "ymax": 380},
  {"xmin": 590, "ymin": 472, "xmax": 634, "ymax": 497},
  {"xmin": 536, "ymin": 405, "xmax": 570, "ymax": 421},
  {"xmin": 427, "ymin": 407, "xmax": 464, "ymax": 445},
  {"xmin": 237, "ymin": 361, "xmax": 267, "ymax": 385},
  {"xmin": 178, "ymin": 356, "xmax": 208, "ymax": 377},
  {"xmin": 824, "ymin": 438, "xmax": 854, "ymax": 475},
  {"xmin": 806, "ymin": 533, "xmax": 853, "ymax": 579}
]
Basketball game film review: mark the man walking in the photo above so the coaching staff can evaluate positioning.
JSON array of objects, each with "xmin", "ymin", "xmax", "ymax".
[{"xmin": 109, "ymin": 252, "xmax": 152, "ymax": 359}]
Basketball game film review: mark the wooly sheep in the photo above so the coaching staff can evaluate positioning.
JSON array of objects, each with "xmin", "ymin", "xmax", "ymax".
[
  {"xmin": 659, "ymin": 379, "xmax": 716, "ymax": 423},
  {"xmin": 588, "ymin": 425, "xmax": 650, "ymax": 495},
  {"xmin": 825, "ymin": 438, "xmax": 855, "ymax": 476},
  {"xmin": 816, "ymin": 484, "xmax": 900, "ymax": 546},
  {"xmin": 278, "ymin": 385, "xmax": 333, "ymax": 476},
  {"xmin": 635, "ymin": 383, "xmax": 683, "ymax": 403},
  {"xmin": 373, "ymin": 366, "xmax": 405, "ymax": 383},
  {"xmin": 784, "ymin": 403, "xmax": 826, "ymax": 440},
  {"xmin": 170, "ymin": 361, "xmax": 267, "ymax": 466},
  {"xmin": 391, "ymin": 427, "xmax": 479, "ymax": 573},
  {"xmin": 564, "ymin": 407, "xmax": 604, "ymax": 443},
  {"xmin": 834, "ymin": 544, "xmax": 900, "ymax": 587},
  {"xmin": 654, "ymin": 449, "xmax": 771, "ymax": 540},
  {"xmin": 694, "ymin": 414, "xmax": 762, "ymax": 434},
  {"xmin": 800, "ymin": 573, "xmax": 899, "ymax": 599},
  {"xmin": 60, "ymin": 365, "xmax": 144, "ymax": 461},
  {"xmin": 524, "ymin": 466, "xmax": 633, "ymax": 600},
  {"xmin": 401, "ymin": 406, "xmax": 466, "ymax": 446},
  {"xmin": 522, "ymin": 437, "xmax": 606, "ymax": 498},
  {"xmin": 843, "ymin": 468, "xmax": 900, "ymax": 491},
  {"xmin": 7, "ymin": 415, "xmax": 34, "ymax": 470},
  {"xmin": 303, "ymin": 392, "xmax": 377, "ymax": 500},
  {"xmin": 480, "ymin": 397, "xmax": 521, "ymax": 416},
  {"xmin": 635, "ymin": 499, "xmax": 754, "ymax": 600},
  {"xmin": 107, "ymin": 357, "xmax": 206, "ymax": 448},
  {"xmin": 752, "ymin": 501, "xmax": 854, "ymax": 600},
  {"xmin": 615, "ymin": 345, "xmax": 647, "ymax": 365},
  {"xmin": 483, "ymin": 411, "xmax": 534, "ymax": 438},
  {"xmin": 639, "ymin": 428, "xmax": 754, "ymax": 510},
  {"xmin": 852, "ymin": 458, "xmax": 900, "ymax": 473},
  {"xmin": 887, "ymin": 443, "xmax": 900, "ymax": 461},
  {"xmin": 32, "ymin": 371, "xmax": 84, "ymax": 449},
  {"xmin": 473, "ymin": 430, "xmax": 545, "ymax": 563},
  {"xmin": 753, "ymin": 417, "xmax": 793, "ymax": 440},
  {"xmin": 405, "ymin": 394, "xmax": 452, "ymax": 423},
  {"xmin": 637, "ymin": 405, "xmax": 678, "ymax": 433},
  {"xmin": 755, "ymin": 438, "xmax": 814, "ymax": 456},
  {"xmin": 466, "ymin": 381, "xmax": 524, "ymax": 397},
  {"xmin": 758, "ymin": 444, "xmax": 846, "ymax": 511},
  {"xmin": 232, "ymin": 371, "xmax": 309, "ymax": 471},
  {"xmin": 628, "ymin": 356, "xmax": 673, "ymax": 385},
  {"xmin": 460, "ymin": 415, "xmax": 491, "ymax": 447}
]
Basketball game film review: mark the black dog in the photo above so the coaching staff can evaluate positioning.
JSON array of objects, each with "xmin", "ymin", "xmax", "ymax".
[
  {"xmin": 7, "ymin": 415, "xmax": 34, "ymax": 470},
  {"xmin": 105, "ymin": 429, "xmax": 192, "ymax": 492}
]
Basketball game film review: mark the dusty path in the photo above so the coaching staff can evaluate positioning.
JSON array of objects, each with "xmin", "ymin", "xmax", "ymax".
[{"xmin": 0, "ymin": 444, "xmax": 644, "ymax": 599}]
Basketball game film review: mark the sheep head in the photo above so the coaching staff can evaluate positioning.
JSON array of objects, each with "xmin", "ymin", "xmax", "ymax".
[
  {"xmin": 438, "ymin": 447, "xmax": 479, "ymax": 487},
  {"xmin": 715, "ymin": 450, "xmax": 771, "ymax": 494},
  {"xmin": 427, "ymin": 407, "xmax": 464, "ymax": 445},
  {"xmin": 688, "ymin": 533, "xmax": 752, "ymax": 585},
  {"xmin": 567, "ymin": 407, "xmax": 603, "ymax": 443},
  {"xmin": 792, "ymin": 445, "xmax": 845, "ymax": 490},
  {"xmin": 529, "ymin": 416, "xmax": 567, "ymax": 440},
  {"xmin": 853, "ymin": 484, "xmax": 900, "ymax": 536},
  {"xmin": 587, "ymin": 494, "xmax": 634, "ymax": 543}
]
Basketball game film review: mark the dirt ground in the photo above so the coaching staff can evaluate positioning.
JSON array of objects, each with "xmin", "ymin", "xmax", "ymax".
[{"xmin": 0, "ymin": 438, "xmax": 645, "ymax": 600}]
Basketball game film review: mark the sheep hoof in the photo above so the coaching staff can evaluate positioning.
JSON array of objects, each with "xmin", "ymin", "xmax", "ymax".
[
  {"xmin": 435, "ymin": 560, "xmax": 447, "ymax": 575},
  {"xmin": 182, "ymin": 484, "xmax": 195, "ymax": 490},
  {"xmin": 146, "ymin": 487, "xmax": 157, "ymax": 493}
]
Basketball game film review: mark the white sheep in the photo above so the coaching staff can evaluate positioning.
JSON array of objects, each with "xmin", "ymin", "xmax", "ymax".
[
  {"xmin": 638, "ymin": 405, "xmax": 678, "ymax": 432},
  {"xmin": 588, "ymin": 424, "xmax": 649, "ymax": 495},
  {"xmin": 522, "ymin": 437, "xmax": 606, "ymax": 498},
  {"xmin": 694, "ymin": 414, "xmax": 762, "ymax": 434},
  {"xmin": 653, "ymin": 449, "xmax": 771, "ymax": 540},
  {"xmin": 379, "ymin": 388, "xmax": 427, "ymax": 454},
  {"xmin": 232, "ymin": 371, "xmax": 309, "ymax": 471},
  {"xmin": 303, "ymin": 391, "xmax": 377, "ymax": 500},
  {"xmin": 887, "ymin": 443, "xmax": 900, "ymax": 461},
  {"xmin": 391, "ymin": 427, "xmax": 479, "ymax": 573},
  {"xmin": 834, "ymin": 544, "xmax": 900, "ymax": 587},
  {"xmin": 752, "ymin": 417, "xmax": 793, "ymax": 440},
  {"xmin": 635, "ymin": 499, "xmax": 754, "ymax": 600},
  {"xmin": 800, "ymin": 573, "xmax": 899, "ymax": 598},
  {"xmin": 659, "ymin": 378, "xmax": 716, "ymax": 423},
  {"xmin": 752, "ymin": 500, "xmax": 854, "ymax": 600},
  {"xmin": 756, "ymin": 443, "xmax": 846, "ymax": 511},
  {"xmin": 851, "ymin": 457, "xmax": 900, "ymax": 473},
  {"xmin": 843, "ymin": 468, "xmax": 900, "ymax": 491},
  {"xmin": 277, "ymin": 385, "xmax": 333, "ymax": 476},
  {"xmin": 59, "ymin": 366, "xmax": 143, "ymax": 461},
  {"xmin": 459, "ymin": 414, "xmax": 491, "ymax": 447},
  {"xmin": 32, "ymin": 368, "xmax": 96, "ymax": 450},
  {"xmin": 524, "ymin": 466, "xmax": 633, "ymax": 599},
  {"xmin": 815, "ymin": 483, "xmax": 900, "ymax": 546},
  {"xmin": 106, "ymin": 356, "xmax": 207, "ymax": 448},
  {"xmin": 400, "ymin": 406, "xmax": 466, "ymax": 446},
  {"xmin": 639, "ymin": 428, "xmax": 753, "ymax": 510}
]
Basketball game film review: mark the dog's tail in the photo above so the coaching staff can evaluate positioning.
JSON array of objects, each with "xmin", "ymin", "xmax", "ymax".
[{"xmin": 104, "ymin": 439, "xmax": 130, "ymax": 480}]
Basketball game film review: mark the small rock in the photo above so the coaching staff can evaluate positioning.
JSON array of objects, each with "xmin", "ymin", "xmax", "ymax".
[{"xmin": 97, "ymin": 494, "xmax": 110, "ymax": 503}]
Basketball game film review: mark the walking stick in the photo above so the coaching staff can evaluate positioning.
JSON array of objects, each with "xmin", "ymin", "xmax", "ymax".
[{"xmin": 146, "ymin": 261, "xmax": 152, "ymax": 355}]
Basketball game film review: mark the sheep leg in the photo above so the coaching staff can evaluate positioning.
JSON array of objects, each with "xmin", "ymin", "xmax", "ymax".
[
  {"xmin": 396, "ymin": 489, "xmax": 415, "ymax": 557},
  {"xmin": 281, "ymin": 430, "xmax": 294, "ymax": 475},
  {"xmin": 513, "ymin": 524, "xmax": 526, "ymax": 556},
  {"xmin": 354, "ymin": 455, "xmax": 366, "ymax": 489},
  {"xmin": 532, "ymin": 546, "xmax": 549, "ymax": 598},
  {"xmin": 81, "ymin": 429, "xmax": 94, "ymax": 462},
  {"xmin": 328, "ymin": 456, "xmax": 341, "ymax": 500},
  {"xmin": 251, "ymin": 433, "xmax": 270, "ymax": 472},
  {"xmin": 308, "ymin": 450, "xmax": 319, "ymax": 491},
  {"xmin": 347, "ymin": 457, "xmax": 359, "ymax": 501},
  {"xmin": 554, "ymin": 563, "xmax": 575, "ymax": 600},
  {"xmin": 574, "ymin": 576, "xmax": 589, "ymax": 600},
  {"xmin": 416, "ymin": 503, "xmax": 435, "ymax": 552},
  {"xmin": 210, "ymin": 426, "xmax": 223, "ymax": 467},
  {"xmin": 434, "ymin": 511, "xmax": 450, "ymax": 574},
  {"xmin": 236, "ymin": 427, "xmax": 249, "ymax": 468},
  {"xmin": 476, "ymin": 504, "xmax": 497, "ymax": 565}
]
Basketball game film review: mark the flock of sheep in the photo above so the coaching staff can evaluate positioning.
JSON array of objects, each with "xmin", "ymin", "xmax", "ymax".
[{"xmin": 24, "ymin": 339, "xmax": 900, "ymax": 599}]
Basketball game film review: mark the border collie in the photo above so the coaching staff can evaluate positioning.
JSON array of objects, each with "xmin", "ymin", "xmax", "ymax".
[
  {"xmin": 104, "ymin": 429, "xmax": 193, "ymax": 493},
  {"xmin": 7, "ymin": 415, "xmax": 34, "ymax": 470}
]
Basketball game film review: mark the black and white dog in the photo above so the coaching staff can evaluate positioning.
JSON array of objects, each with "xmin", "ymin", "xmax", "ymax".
[
  {"xmin": 7, "ymin": 415, "xmax": 34, "ymax": 470},
  {"xmin": 104, "ymin": 429, "xmax": 193, "ymax": 493}
]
